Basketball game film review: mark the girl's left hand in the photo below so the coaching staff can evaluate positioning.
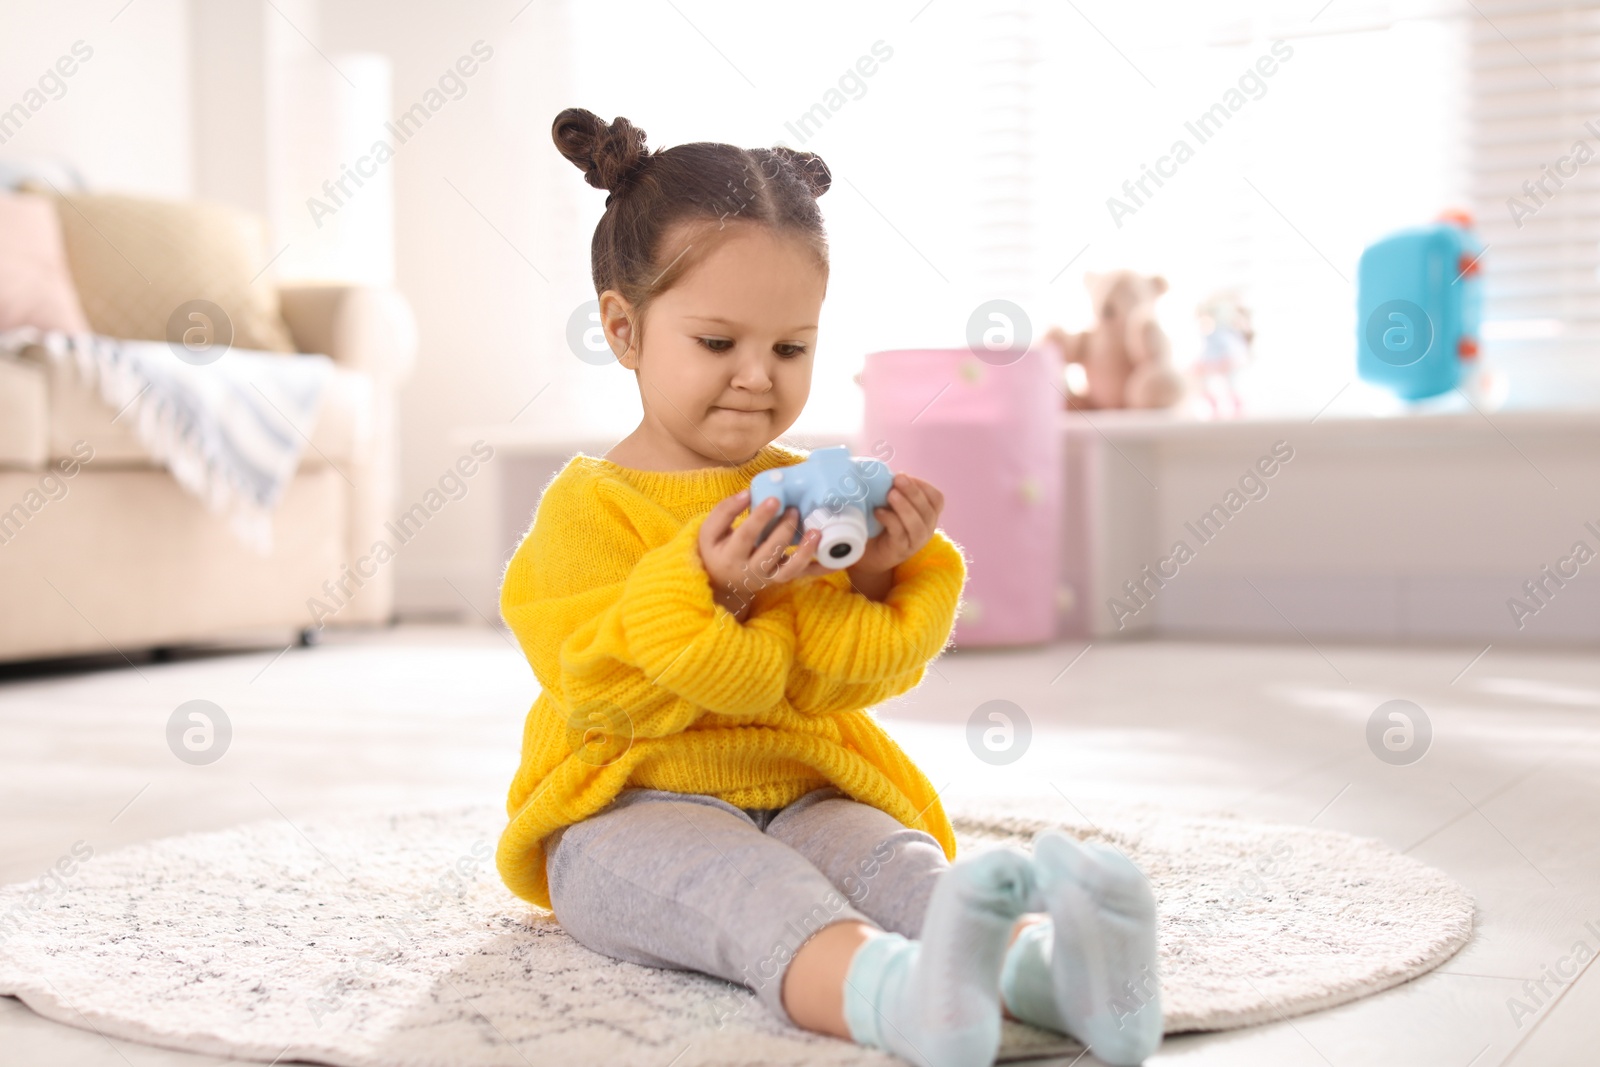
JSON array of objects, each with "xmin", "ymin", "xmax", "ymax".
[{"xmin": 848, "ymin": 472, "xmax": 945, "ymax": 579}]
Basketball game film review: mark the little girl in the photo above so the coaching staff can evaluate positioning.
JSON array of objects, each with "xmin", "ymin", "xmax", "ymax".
[{"xmin": 493, "ymin": 107, "xmax": 1163, "ymax": 1067}]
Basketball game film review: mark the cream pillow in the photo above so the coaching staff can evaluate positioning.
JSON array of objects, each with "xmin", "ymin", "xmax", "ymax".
[
  {"xmin": 0, "ymin": 190, "xmax": 90, "ymax": 334},
  {"xmin": 46, "ymin": 190, "xmax": 297, "ymax": 353}
]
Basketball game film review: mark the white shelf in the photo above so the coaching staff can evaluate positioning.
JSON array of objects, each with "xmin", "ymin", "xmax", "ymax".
[{"xmin": 463, "ymin": 404, "xmax": 1600, "ymax": 645}]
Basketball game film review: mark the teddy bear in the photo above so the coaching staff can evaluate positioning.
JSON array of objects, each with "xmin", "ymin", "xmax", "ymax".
[{"xmin": 1045, "ymin": 270, "xmax": 1185, "ymax": 410}]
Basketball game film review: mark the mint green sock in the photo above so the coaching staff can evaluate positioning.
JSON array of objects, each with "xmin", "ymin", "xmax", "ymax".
[
  {"xmin": 998, "ymin": 832, "xmax": 1163, "ymax": 1066},
  {"xmin": 998, "ymin": 919, "xmax": 1064, "ymax": 1027},
  {"xmin": 841, "ymin": 846, "xmax": 1037, "ymax": 1067}
]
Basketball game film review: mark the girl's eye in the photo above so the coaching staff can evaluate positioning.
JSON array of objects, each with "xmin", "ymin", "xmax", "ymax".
[{"xmin": 697, "ymin": 337, "xmax": 807, "ymax": 359}]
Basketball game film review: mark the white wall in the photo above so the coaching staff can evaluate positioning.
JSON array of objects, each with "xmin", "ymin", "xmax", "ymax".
[
  {"xmin": 317, "ymin": 0, "xmax": 586, "ymax": 621},
  {"xmin": 0, "ymin": 0, "xmax": 191, "ymax": 197}
]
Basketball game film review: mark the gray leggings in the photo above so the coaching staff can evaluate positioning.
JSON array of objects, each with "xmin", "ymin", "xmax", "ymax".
[{"xmin": 545, "ymin": 785, "xmax": 952, "ymax": 1027}]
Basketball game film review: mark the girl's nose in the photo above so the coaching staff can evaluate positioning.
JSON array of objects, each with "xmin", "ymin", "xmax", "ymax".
[{"xmin": 730, "ymin": 354, "xmax": 773, "ymax": 391}]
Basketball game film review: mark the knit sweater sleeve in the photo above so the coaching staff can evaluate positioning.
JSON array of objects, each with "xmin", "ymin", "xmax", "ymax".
[
  {"xmin": 756, "ymin": 529, "xmax": 967, "ymax": 706},
  {"xmin": 500, "ymin": 474, "xmax": 796, "ymax": 732}
]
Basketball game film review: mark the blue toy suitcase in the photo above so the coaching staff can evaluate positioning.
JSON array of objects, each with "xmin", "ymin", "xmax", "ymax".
[{"xmin": 1356, "ymin": 214, "xmax": 1483, "ymax": 400}]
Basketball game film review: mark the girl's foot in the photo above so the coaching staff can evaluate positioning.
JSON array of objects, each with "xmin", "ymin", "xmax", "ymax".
[
  {"xmin": 841, "ymin": 846, "xmax": 1037, "ymax": 1067},
  {"xmin": 999, "ymin": 830, "xmax": 1162, "ymax": 1065}
]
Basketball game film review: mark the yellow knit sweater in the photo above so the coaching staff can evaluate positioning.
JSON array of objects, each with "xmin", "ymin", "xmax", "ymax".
[{"xmin": 494, "ymin": 441, "xmax": 968, "ymax": 910}]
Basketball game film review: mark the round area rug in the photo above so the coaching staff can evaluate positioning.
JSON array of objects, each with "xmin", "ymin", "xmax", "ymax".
[{"xmin": 0, "ymin": 801, "xmax": 1474, "ymax": 1067}]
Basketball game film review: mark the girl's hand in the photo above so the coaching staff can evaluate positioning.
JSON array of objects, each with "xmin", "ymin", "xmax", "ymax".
[
  {"xmin": 847, "ymin": 473, "xmax": 945, "ymax": 590},
  {"xmin": 698, "ymin": 488, "xmax": 832, "ymax": 622}
]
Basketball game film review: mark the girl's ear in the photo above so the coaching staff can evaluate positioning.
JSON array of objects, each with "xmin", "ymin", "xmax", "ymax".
[{"xmin": 599, "ymin": 290, "xmax": 638, "ymax": 367}]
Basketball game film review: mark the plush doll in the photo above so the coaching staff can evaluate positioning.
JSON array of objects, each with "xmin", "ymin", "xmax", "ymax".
[
  {"xmin": 1192, "ymin": 289, "xmax": 1254, "ymax": 418},
  {"xmin": 1046, "ymin": 271, "xmax": 1185, "ymax": 410}
]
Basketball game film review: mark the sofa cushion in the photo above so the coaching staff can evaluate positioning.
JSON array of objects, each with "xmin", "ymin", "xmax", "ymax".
[
  {"xmin": 37, "ymin": 353, "xmax": 372, "ymax": 470},
  {"xmin": 46, "ymin": 191, "xmax": 297, "ymax": 354},
  {"xmin": 0, "ymin": 357, "xmax": 47, "ymax": 470},
  {"xmin": 0, "ymin": 191, "xmax": 90, "ymax": 334}
]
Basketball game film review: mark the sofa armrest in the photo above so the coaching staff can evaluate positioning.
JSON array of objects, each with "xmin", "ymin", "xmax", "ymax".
[{"xmin": 277, "ymin": 284, "xmax": 418, "ymax": 384}]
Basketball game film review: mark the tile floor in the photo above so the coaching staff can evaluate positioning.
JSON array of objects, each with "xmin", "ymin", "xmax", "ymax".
[{"xmin": 0, "ymin": 625, "xmax": 1595, "ymax": 1065}]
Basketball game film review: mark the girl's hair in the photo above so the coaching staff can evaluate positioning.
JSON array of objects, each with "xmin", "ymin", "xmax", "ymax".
[{"xmin": 552, "ymin": 107, "xmax": 832, "ymax": 350}]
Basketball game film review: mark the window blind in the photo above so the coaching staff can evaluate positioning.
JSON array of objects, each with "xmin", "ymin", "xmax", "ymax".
[{"xmin": 1468, "ymin": 0, "xmax": 1600, "ymax": 404}]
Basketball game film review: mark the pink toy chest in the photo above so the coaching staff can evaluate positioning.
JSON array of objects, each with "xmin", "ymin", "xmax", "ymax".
[{"xmin": 855, "ymin": 346, "xmax": 1062, "ymax": 647}]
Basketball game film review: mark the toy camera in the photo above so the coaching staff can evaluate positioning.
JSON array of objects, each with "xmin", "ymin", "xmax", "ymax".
[
  {"xmin": 1356, "ymin": 210, "xmax": 1483, "ymax": 401},
  {"xmin": 748, "ymin": 445, "xmax": 894, "ymax": 570}
]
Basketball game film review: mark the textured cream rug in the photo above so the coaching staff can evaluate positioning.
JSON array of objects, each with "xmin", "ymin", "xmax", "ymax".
[{"xmin": 0, "ymin": 800, "xmax": 1474, "ymax": 1066}]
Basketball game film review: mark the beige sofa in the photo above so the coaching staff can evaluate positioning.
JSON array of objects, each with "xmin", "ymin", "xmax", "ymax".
[{"xmin": 0, "ymin": 284, "xmax": 416, "ymax": 664}]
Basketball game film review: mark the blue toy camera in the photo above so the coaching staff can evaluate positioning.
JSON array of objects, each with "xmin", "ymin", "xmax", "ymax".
[
  {"xmin": 749, "ymin": 445, "xmax": 895, "ymax": 569},
  {"xmin": 1356, "ymin": 212, "xmax": 1483, "ymax": 401}
]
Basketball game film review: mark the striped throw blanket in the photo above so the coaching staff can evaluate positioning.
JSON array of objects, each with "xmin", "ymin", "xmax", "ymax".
[{"xmin": 0, "ymin": 327, "xmax": 334, "ymax": 554}]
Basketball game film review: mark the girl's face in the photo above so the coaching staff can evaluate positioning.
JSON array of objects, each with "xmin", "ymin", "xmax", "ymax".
[{"xmin": 601, "ymin": 222, "xmax": 825, "ymax": 468}]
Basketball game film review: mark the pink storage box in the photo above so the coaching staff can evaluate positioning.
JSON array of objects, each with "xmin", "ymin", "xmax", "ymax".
[{"xmin": 854, "ymin": 346, "xmax": 1062, "ymax": 647}]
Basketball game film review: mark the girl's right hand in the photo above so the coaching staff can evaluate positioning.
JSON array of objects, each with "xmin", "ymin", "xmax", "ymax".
[{"xmin": 698, "ymin": 488, "xmax": 829, "ymax": 622}]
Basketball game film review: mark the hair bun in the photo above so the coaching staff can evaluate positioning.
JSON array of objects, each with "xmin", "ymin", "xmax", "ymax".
[
  {"xmin": 770, "ymin": 146, "xmax": 831, "ymax": 199},
  {"xmin": 551, "ymin": 107, "xmax": 651, "ymax": 197}
]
